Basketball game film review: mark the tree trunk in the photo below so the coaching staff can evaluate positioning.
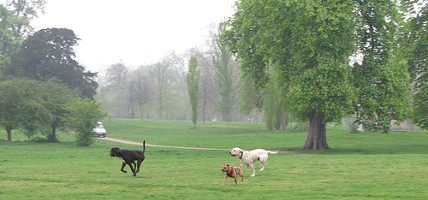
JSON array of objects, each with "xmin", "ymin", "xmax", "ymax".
[
  {"xmin": 6, "ymin": 127, "xmax": 12, "ymax": 141},
  {"xmin": 48, "ymin": 125, "xmax": 57, "ymax": 143},
  {"xmin": 302, "ymin": 114, "xmax": 329, "ymax": 150},
  {"xmin": 202, "ymin": 100, "xmax": 206, "ymax": 122},
  {"xmin": 278, "ymin": 111, "xmax": 288, "ymax": 131},
  {"xmin": 139, "ymin": 104, "xmax": 144, "ymax": 120},
  {"xmin": 127, "ymin": 104, "xmax": 135, "ymax": 119}
]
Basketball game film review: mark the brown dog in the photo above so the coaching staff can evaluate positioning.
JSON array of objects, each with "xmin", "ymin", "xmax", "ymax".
[{"xmin": 221, "ymin": 164, "xmax": 244, "ymax": 186}]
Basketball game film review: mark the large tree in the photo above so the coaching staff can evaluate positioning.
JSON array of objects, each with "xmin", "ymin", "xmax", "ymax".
[
  {"xmin": 0, "ymin": 78, "xmax": 63, "ymax": 141},
  {"xmin": 212, "ymin": 22, "xmax": 238, "ymax": 125},
  {"xmin": 186, "ymin": 55, "xmax": 200, "ymax": 128},
  {"xmin": 352, "ymin": 0, "xmax": 412, "ymax": 132},
  {"xmin": 149, "ymin": 52, "xmax": 184, "ymax": 120},
  {"xmin": 130, "ymin": 67, "xmax": 154, "ymax": 120},
  {"xmin": 224, "ymin": 0, "xmax": 356, "ymax": 150},
  {"xmin": 404, "ymin": 3, "xmax": 427, "ymax": 130},
  {"xmin": 0, "ymin": 0, "xmax": 45, "ymax": 74},
  {"xmin": 225, "ymin": 0, "xmax": 413, "ymax": 149},
  {"xmin": 189, "ymin": 48, "xmax": 217, "ymax": 122},
  {"xmin": 0, "ymin": 78, "xmax": 41, "ymax": 141},
  {"xmin": 5, "ymin": 28, "xmax": 97, "ymax": 98},
  {"xmin": 101, "ymin": 62, "xmax": 134, "ymax": 118},
  {"xmin": 38, "ymin": 79, "xmax": 77, "ymax": 142}
]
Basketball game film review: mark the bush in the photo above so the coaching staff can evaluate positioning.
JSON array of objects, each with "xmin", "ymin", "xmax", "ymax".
[{"xmin": 66, "ymin": 98, "xmax": 107, "ymax": 146}]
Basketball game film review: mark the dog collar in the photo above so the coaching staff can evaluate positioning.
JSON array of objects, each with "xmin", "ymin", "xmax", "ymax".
[
  {"xmin": 239, "ymin": 152, "xmax": 243, "ymax": 159},
  {"xmin": 227, "ymin": 167, "xmax": 234, "ymax": 177}
]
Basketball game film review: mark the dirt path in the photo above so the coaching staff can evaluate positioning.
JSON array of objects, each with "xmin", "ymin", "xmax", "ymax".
[{"xmin": 98, "ymin": 137, "xmax": 306, "ymax": 154}]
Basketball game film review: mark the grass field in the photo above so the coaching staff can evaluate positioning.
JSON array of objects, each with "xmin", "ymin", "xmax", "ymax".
[{"xmin": 1, "ymin": 119, "xmax": 427, "ymax": 199}]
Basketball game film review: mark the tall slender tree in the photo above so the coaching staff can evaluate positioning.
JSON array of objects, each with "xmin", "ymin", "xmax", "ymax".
[
  {"xmin": 191, "ymin": 49, "xmax": 217, "ymax": 122},
  {"xmin": 186, "ymin": 55, "xmax": 200, "ymax": 128},
  {"xmin": 213, "ymin": 22, "xmax": 237, "ymax": 126}
]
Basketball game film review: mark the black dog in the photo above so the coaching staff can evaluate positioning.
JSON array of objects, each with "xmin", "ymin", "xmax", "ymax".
[{"xmin": 110, "ymin": 140, "xmax": 146, "ymax": 176}]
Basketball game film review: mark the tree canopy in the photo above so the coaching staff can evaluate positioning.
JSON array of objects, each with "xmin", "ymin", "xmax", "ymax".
[
  {"xmin": 404, "ymin": 3, "xmax": 427, "ymax": 130},
  {"xmin": 223, "ymin": 0, "xmax": 413, "ymax": 149},
  {"xmin": 352, "ymin": 0, "xmax": 412, "ymax": 132},
  {"xmin": 0, "ymin": 78, "xmax": 76, "ymax": 142},
  {"xmin": 4, "ymin": 28, "xmax": 98, "ymax": 98},
  {"xmin": 0, "ymin": 0, "xmax": 45, "ymax": 74}
]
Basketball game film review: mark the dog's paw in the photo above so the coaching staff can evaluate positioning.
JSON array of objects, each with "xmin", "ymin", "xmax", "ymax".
[{"xmin": 250, "ymin": 174, "xmax": 255, "ymax": 177}]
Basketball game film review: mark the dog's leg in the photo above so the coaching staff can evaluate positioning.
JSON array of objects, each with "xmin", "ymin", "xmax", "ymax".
[
  {"xmin": 249, "ymin": 163, "xmax": 255, "ymax": 176},
  {"xmin": 132, "ymin": 161, "xmax": 136, "ymax": 171},
  {"xmin": 259, "ymin": 154, "xmax": 268, "ymax": 171},
  {"xmin": 222, "ymin": 174, "xmax": 228, "ymax": 186},
  {"xmin": 234, "ymin": 177, "xmax": 238, "ymax": 185},
  {"xmin": 259, "ymin": 161, "xmax": 266, "ymax": 171},
  {"xmin": 135, "ymin": 159, "xmax": 144, "ymax": 173},
  {"xmin": 239, "ymin": 171, "xmax": 244, "ymax": 182},
  {"xmin": 120, "ymin": 163, "xmax": 127, "ymax": 173},
  {"xmin": 245, "ymin": 164, "xmax": 251, "ymax": 171},
  {"xmin": 131, "ymin": 162, "xmax": 138, "ymax": 176},
  {"xmin": 126, "ymin": 162, "xmax": 136, "ymax": 176}
]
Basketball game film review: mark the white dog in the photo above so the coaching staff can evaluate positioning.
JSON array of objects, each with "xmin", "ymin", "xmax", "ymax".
[{"xmin": 229, "ymin": 147, "xmax": 278, "ymax": 177}]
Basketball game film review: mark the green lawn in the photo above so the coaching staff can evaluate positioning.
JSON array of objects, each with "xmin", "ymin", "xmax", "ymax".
[{"xmin": 1, "ymin": 119, "xmax": 427, "ymax": 199}]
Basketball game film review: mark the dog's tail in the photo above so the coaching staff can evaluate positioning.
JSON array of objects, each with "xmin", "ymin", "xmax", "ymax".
[
  {"xmin": 268, "ymin": 151, "xmax": 279, "ymax": 155},
  {"xmin": 142, "ymin": 140, "xmax": 146, "ymax": 153}
]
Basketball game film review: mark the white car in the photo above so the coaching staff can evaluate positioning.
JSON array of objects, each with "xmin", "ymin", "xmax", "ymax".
[{"xmin": 93, "ymin": 122, "xmax": 106, "ymax": 137}]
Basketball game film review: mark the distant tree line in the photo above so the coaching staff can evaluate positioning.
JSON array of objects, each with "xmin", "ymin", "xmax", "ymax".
[{"xmin": 97, "ymin": 24, "xmax": 243, "ymax": 124}]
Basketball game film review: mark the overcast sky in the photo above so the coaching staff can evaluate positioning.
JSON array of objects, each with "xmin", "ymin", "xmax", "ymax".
[{"xmin": 31, "ymin": 0, "xmax": 236, "ymax": 72}]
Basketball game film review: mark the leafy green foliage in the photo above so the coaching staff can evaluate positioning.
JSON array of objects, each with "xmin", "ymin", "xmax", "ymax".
[
  {"xmin": 213, "ymin": 22, "xmax": 236, "ymax": 123},
  {"xmin": 0, "ymin": 78, "xmax": 52, "ymax": 140},
  {"xmin": 224, "ymin": 0, "xmax": 414, "ymax": 149},
  {"xmin": 0, "ymin": 78, "xmax": 77, "ymax": 141},
  {"xmin": 38, "ymin": 79, "xmax": 78, "ymax": 142},
  {"xmin": 66, "ymin": 98, "xmax": 107, "ymax": 146},
  {"xmin": 5, "ymin": 28, "xmax": 98, "ymax": 98},
  {"xmin": 403, "ymin": 4, "xmax": 427, "ymax": 130},
  {"xmin": 186, "ymin": 55, "xmax": 200, "ymax": 128},
  {"xmin": 223, "ymin": 0, "xmax": 356, "ymax": 149},
  {"xmin": 0, "ymin": 0, "xmax": 45, "ymax": 75},
  {"xmin": 263, "ymin": 65, "xmax": 288, "ymax": 131},
  {"xmin": 353, "ymin": 0, "xmax": 412, "ymax": 132}
]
